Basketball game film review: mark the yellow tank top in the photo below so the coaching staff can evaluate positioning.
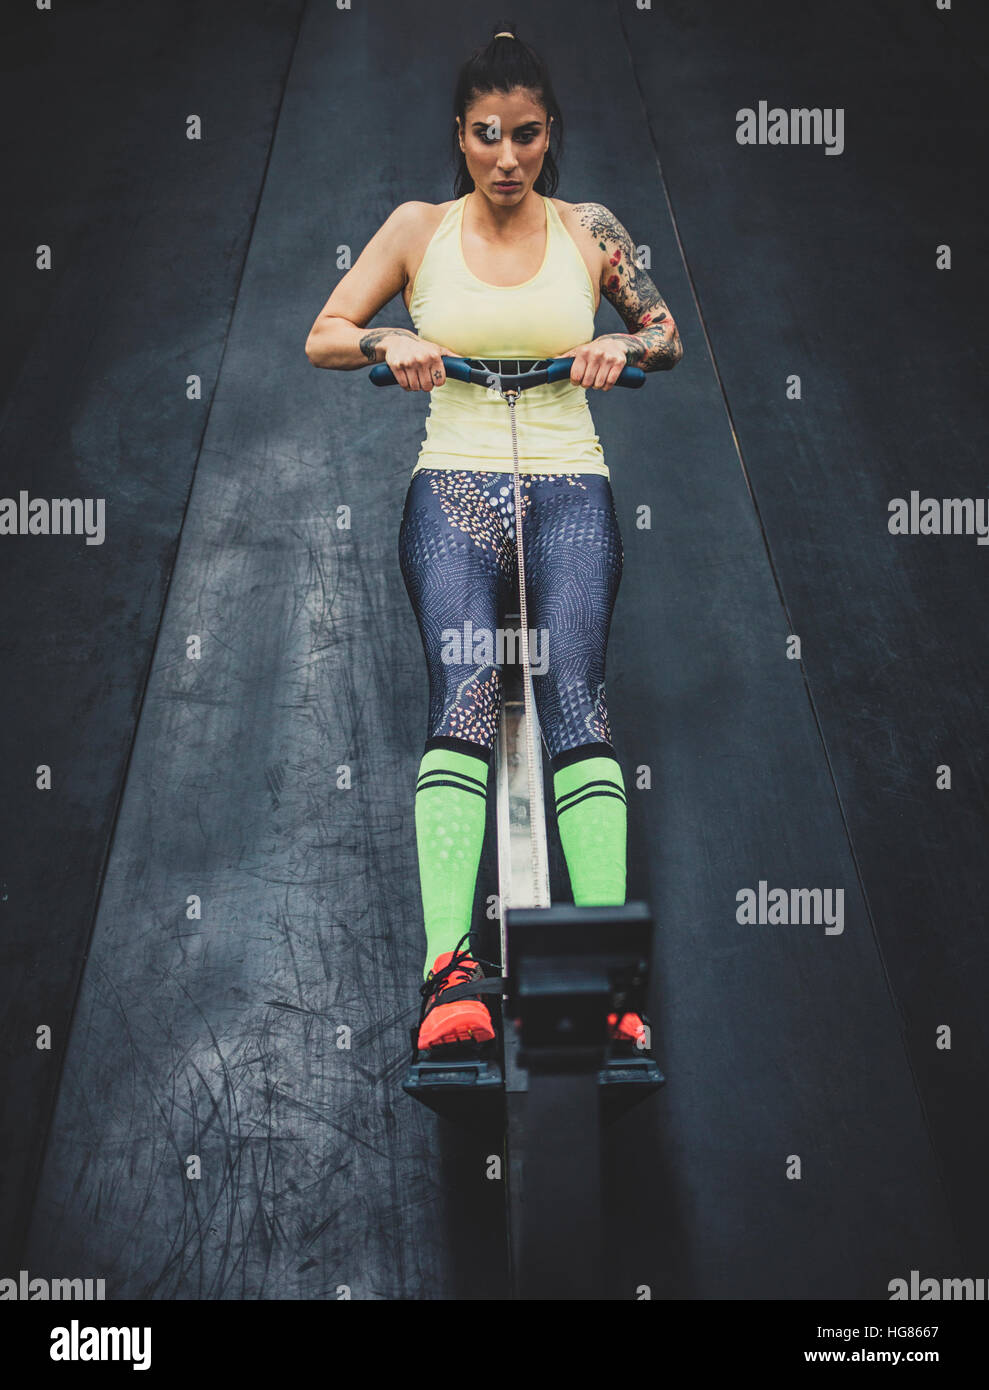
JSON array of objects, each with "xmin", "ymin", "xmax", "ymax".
[{"xmin": 408, "ymin": 194, "xmax": 608, "ymax": 478}]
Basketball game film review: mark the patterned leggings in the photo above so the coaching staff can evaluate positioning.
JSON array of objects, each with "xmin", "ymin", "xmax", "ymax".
[{"xmin": 397, "ymin": 468, "xmax": 624, "ymax": 763}]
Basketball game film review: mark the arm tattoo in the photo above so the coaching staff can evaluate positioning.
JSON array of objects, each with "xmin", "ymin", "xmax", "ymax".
[
  {"xmin": 358, "ymin": 326, "xmax": 419, "ymax": 363},
  {"xmin": 574, "ymin": 203, "xmax": 683, "ymax": 371}
]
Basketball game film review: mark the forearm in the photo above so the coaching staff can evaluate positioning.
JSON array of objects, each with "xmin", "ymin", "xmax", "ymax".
[
  {"xmin": 596, "ymin": 327, "xmax": 683, "ymax": 372},
  {"xmin": 305, "ymin": 319, "xmax": 420, "ymax": 370}
]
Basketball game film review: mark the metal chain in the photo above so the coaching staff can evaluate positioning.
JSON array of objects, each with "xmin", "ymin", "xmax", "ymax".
[{"xmin": 502, "ymin": 388, "xmax": 550, "ymax": 908}]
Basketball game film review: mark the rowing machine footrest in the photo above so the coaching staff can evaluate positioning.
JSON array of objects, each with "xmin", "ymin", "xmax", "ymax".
[{"xmin": 403, "ymin": 1046, "xmax": 505, "ymax": 1121}]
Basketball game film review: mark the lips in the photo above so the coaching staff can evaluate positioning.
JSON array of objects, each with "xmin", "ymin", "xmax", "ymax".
[{"xmin": 495, "ymin": 181, "xmax": 520, "ymax": 189}]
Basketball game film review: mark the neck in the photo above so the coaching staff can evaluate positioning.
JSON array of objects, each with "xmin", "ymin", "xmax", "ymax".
[{"xmin": 466, "ymin": 188, "xmax": 543, "ymax": 237}]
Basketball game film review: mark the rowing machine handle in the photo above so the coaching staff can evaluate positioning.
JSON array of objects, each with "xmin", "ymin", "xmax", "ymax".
[{"xmin": 368, "ymin": 355, "xmax": 646, "ymax": 389}]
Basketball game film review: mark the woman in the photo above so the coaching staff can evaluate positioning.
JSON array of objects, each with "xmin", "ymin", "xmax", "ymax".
[{"xmin": 305, "ymin": 24, "xmax": 682, "ymax": 1055}]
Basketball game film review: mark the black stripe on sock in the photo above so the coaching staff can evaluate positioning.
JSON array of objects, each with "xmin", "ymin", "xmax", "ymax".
[
  {"xmin": 556, "ymin": 777, "xmax": 627, "ymax": 811},
  {"xmin": 550, "ymin": 741, "xmax": 617, "ymax": 772},
  {"xmin": 418, "ymin": 763, "xmax": 488, "ymax": 791},
  {"xmin": 416, "ymin": 777, "xmax": 488, "ymax": 801},
  {"xmin": 556, "ymin": 787, "xmax": 627, "ymax": 815},
  {"xmin": 417, "ymin": 766, "xmax": 488, "ymax": 793}
]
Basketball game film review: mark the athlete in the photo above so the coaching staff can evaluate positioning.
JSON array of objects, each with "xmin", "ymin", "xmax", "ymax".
[{"xmin": 305, "ymin": 24, "xmax": 682, "ymax": 1057}]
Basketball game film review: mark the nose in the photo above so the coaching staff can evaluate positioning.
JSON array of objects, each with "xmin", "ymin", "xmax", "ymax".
[{"xmin": 497, "ymin": 140, "xmax": 519, "ymax": 174}]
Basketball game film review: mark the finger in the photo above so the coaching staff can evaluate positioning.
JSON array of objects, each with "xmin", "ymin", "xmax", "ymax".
[
  {"xmin": 604, "ymin": 360, "xmax": 624, "ymax": 391},
  {"xmin": 591, "ymin": 357, "xmax": 612, "ymax": 391}
]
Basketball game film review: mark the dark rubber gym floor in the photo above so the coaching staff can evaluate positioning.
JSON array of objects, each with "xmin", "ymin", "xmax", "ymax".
[{"xmin": 2, "ymin": 0, "xmax": 986, "ymax": 1298}]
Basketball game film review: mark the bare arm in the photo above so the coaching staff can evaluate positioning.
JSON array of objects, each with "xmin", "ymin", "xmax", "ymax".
[
  {"xmin": 304, "ymin": 202, "xmax": 423, "ymax": 370},
  {"xmin": 573, "ymin": 202, "xmax": 683, "ymax": 371}
]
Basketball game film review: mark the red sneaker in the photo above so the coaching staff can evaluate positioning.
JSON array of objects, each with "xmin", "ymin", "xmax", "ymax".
[
  {"xmin": 417, "ymin": 935, "xmax": 497, "ymax": 1051},
  {"xmin": 609, "ymin": 1011, "xmax": 647, "ymax": 1047}
]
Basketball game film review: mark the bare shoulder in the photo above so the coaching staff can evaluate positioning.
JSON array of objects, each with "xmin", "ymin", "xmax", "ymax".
[
  {"xmin": 392, "ymin": 199, "xmax": 457, "ymax": 225},
  {"xmin": 554, "ymin": 199, "xmax": 634, "ymax": 266},
  {"xmin": 552, "ymin": 198, "xmax": 640, "ymax": 287},
  {"xmin": 550, "ymin": 196, "xmax": 602, "ymax": 240},
  {"xmin": 552, "ymin": 198, "xmax": 617, "ymax": 305},
  {"xmin": 393, "ymin": 199, "xmax": 457, "ymax": 243},
  {"xmin": 396, "ymin": 200, "xmax": 457, "ymax": 302}
]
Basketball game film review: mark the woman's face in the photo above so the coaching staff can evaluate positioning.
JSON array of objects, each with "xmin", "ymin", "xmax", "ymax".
[{"xmin": 457, "ymin": 87, "xmax": 552, "ymax": 203}]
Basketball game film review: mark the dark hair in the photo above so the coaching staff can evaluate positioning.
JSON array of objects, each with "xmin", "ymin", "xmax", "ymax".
[{"xmin": 451, "ymin": 21, "xmax": 564, "ymax": 197}]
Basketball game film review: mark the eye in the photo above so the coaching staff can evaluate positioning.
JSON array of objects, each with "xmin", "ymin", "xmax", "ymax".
[{"xmin": 479, "ymin": 132, "xmax": 538, "ymax": 145}]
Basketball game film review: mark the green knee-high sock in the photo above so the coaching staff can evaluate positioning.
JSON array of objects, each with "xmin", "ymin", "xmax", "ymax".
[
  {"xmin": 553, "ymin": 752, "xmax": 627, "ymax": 905},
  {"xmin": 415, "ymin": 746, "xmax": 490, "ymax": 978}
]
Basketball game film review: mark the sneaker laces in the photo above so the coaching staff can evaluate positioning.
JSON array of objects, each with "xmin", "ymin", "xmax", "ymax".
[{"xmin": 416, "ymin": 931, "xmax": 500, "ymax": 1034}]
